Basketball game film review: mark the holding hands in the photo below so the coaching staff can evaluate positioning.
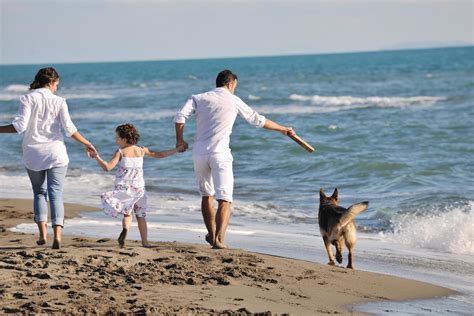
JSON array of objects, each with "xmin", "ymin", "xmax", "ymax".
[
  {"xmin": 176, "ymin": 142, "xmax": 188, "ymax": 153},
  {"xmin": 86, "ymin": 143, "xmax": 98, "ymax": 158}
]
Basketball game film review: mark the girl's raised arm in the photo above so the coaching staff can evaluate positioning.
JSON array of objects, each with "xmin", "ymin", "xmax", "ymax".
[
  {"xmin": 95, "ymin": 150, "xmax": 121, "ymax": 171},
  {"xmin": 143, "ymin": 146, "xmax": 181, "ymax": 159}
]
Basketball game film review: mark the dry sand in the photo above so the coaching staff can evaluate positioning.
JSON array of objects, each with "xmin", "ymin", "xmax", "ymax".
[{"xmin": 0, "ymin": 198, "xmax": 456, "ymax": 315}]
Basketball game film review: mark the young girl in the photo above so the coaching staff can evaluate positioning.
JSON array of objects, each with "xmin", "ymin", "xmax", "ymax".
[{"xmin": 91, "ymin": 123, "xmax": 186, "ymax": 248}]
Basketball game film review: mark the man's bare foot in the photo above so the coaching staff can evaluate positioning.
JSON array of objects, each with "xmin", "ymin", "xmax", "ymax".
[
  {"xmin": 212, "ymin": 240, "xmax": 227, "ymax": 249},
  {"xmin": 118, "ymin": 229, "xmax": 128, "ymax": 248},
  {"xmin": 205, "ymin": 234, "xmax": 214, "ymax": 246}
]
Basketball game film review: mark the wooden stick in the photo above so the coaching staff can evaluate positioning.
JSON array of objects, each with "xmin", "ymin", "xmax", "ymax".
[{"xmin": 288, "ymin": 134, "xmax": 315, "ymax": 153}]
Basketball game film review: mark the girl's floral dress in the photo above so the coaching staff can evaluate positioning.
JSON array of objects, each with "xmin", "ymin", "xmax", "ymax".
[{"xmin": 101, "ymin": 148, "xmax": 147, "ymax": 218}]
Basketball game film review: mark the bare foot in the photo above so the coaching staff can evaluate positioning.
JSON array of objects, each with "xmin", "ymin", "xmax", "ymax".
[
  {"xmin": 142, "ymin": 243, "xmax": 151, "ymax": 248},
  {"xmin": 52, "ymin": 240, "xmax": 61, "ymax": 249},
  {"xmin": 118, "ymin": 229, "xmax": 128, "ymax": 248},
  {"xmin": 213, "ymin": 240, "xmax": 227, "ymax": 249},
  {"xmin": 36, "ymin": 239, "xmax": 46, "ymax": 246},
  {"xmin": 205, "ymin": 234, "xmax": 214, "ymax": 246}
]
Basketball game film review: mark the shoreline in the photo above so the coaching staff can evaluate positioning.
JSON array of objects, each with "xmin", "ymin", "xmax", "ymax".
[{"xmin": 0, "ymin": 198, "xmax": 457, "ymax": 314}]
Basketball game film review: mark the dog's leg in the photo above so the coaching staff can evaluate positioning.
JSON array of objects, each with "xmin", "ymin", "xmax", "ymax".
[
  {"xmin": 323, "ymin": 236, "xmax": 336, "ymax": 265},
  {"xmin": 344, "ymin": 225, "xmax": 357, "ymax": 269},
  {"xmin": 335, "ymin": 239, "xmax": 343, "ymax": 264},
  {"xmin": 347, "ymin": 245, "xmax": 354, "ymax": 269}
]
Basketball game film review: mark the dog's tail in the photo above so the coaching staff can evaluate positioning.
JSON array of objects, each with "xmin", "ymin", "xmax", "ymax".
[{"xmin": 338, "ymin": 202, "xmax": 369, "ymax": 228}]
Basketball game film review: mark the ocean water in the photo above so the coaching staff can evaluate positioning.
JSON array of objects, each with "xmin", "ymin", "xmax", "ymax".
[{"xmin": 1, "ymin": 46, "xmax": 473, "ymax": 314}]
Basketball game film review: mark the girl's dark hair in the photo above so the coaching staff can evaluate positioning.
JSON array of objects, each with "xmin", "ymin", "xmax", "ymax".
[
  {"xmin": 116, "ymin": 123, "xmax": 140, "ymax": 145},
  {"xmin": 30, "ymin": 67, "xmax": 60, "ymax": 90},
  {"xmin": 216, "ymin": 69, "xmax": 238, "ymax": 87}
]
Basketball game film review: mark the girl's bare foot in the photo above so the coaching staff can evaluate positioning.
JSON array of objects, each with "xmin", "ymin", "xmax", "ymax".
[{"xmin": 118, "ymin": 228, "xmax": 128, "ymax": 248}]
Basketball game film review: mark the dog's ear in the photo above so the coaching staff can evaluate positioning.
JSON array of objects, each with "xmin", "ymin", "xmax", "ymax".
[
  {"xmin": 319, "ymin": 188, "xmax": 327, "ymax": 200},
  {"xmin": 331, "ymin": 188, "xmax": 338, "ymax": 200}
]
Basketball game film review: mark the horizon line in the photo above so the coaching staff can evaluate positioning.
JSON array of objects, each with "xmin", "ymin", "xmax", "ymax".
[{"xmin": 1, "ymin": 44, "xmax": 472, "ymax": 67}]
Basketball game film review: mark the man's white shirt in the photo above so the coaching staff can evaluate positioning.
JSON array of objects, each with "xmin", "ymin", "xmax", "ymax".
[{"xmin": 174, "ymin": 87, "xmax": 266, "ymax": 155}]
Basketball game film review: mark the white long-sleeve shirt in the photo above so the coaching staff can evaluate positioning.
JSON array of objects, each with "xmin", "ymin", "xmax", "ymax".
[
  {"xmin": 12, "ymin": 88, "xmax": 78, "ymax": 171},
  {"xmin": 175, "ymin": 87, "xmax": 266, "ymax": 155}
]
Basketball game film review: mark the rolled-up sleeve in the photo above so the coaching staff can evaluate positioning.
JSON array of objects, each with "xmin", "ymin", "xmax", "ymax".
[
  {"xmin": 174, "ymin": 97, "xmax": 196, "ymax": 124},
  {"xmin": 12, "ymin": 97, "xmax": 32, "ymax": 134},
  {"xmin": 234, "ymin": 96, "xmax": 266, "ymax": 128},
  {"xmin": 59, "ymin": 100, "xmax": 78, "ymax": 137}
]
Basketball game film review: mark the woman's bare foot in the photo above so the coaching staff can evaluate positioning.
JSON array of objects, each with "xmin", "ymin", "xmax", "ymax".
[
  {"xmin": 36, "ymin": 239, "xmax": 46, "ymax": 246},
  {"xmin": 212, "ymin": 240, "xmax": 227, "ymax": 249},
  {"xmin": 118, "ymin": 228, "xmax": 128, "ymax": 248},
  {"xmin": 52, "ymin": 240, "xmax": 61, "ymax": 249},
  {"xmin": 205, "ymin": 234, "xmax": 214, "ymax": 246}
]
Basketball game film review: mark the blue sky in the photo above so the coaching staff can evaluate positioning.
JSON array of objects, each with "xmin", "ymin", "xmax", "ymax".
[{"xmin": 1, "ymin": 0, "xmax": 472, "ymax": 65}]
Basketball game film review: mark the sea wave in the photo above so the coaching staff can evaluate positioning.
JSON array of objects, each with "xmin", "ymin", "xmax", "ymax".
[
  {"xmin": 289, "ymin": 94, "xmax": 445, "ymax": 109},
  {"xmin": 233, "ymin": 203, "xmax": 314, "ymax": 224},
  {"xmin": 59, "ymin": 93, "xmax": 114, "ymax": 100},
  {"xmin": 5, "ymin": 84, "xmax": 29, "ymax": 93},
  {"xmin": 0, "ymin": 84, "xmax": 114, "ymax": 101},
  {"xmin": 248, "ymin": 94, "xmax": 261, "ymax": 101},
  {"xmin": 71, "ymin": 110, "xmax": 176, "ymax": 121},
  {"xmin": 383, "ymin": 201, "xmax": 474, "ymax": 255}
]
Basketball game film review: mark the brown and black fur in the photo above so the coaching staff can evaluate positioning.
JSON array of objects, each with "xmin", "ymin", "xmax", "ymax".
[{"xmin": 319, "ymin": 188, "xmax": 368, "ymax": 269}]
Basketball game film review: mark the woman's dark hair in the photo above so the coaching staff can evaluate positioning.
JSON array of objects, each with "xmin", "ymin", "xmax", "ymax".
[
  {"xmin": 116, "ymin": 123, "xmax": 140, "ymax": 145},
  {"xmin": 216, "ymin": 69, "xmax": 238, "ymax": 87},
  {"xmin": 30, "ymin": 67, "xmax": 60, "ymax": 90}
]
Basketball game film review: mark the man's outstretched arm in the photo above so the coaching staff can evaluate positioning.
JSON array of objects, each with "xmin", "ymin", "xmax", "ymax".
[
  {"xmin": 0, "ymin": 124, "xmax": 17, "ymax": 133},
  {"xmin": 263, "ymin": 119, "xmax": 295, "ymax": 137}
]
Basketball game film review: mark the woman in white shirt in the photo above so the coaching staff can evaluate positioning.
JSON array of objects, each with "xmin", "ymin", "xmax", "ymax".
[{"xmin": 0, "ymin": 67, "xmax": 95, "ymax": 249}]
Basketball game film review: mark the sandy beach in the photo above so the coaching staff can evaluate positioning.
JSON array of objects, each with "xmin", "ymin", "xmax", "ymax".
[{"xmin": 0, "ymin": 198, "xmax": 455, "ymax": 315}]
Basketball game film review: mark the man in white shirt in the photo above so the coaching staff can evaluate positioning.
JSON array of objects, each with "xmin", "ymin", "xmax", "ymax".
[{"xmin": 175, "ymin": 69, "xmax": 296, "ymax": 249}]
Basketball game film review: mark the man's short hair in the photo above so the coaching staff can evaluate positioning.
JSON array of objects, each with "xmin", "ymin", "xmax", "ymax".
[{"xmin": 216, "ymin": 69, "xmax": 238, "ymax": 87}]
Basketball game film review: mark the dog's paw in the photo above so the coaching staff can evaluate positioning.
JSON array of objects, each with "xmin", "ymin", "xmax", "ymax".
[
  {"xmin": 346, "ymin": 264, "xmax": 354, "ymax": 269},
  {"xmin": 328, "ymin": 261, "xmax": 336, "ymax": 266},
  {"xmin": 336, "ymin": 253, "xmax": 343, "ymax": 264}
]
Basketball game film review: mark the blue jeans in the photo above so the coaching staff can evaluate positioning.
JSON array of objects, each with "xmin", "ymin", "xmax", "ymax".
[{"xmin": 26, "ymin": 166, "xmax": 68, "ymax": 227}]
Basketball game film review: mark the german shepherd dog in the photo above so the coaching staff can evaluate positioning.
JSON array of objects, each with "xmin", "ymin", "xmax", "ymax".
[{"xmin": 319, "ymin": 188, "xmax": 368, "ymax": 269}]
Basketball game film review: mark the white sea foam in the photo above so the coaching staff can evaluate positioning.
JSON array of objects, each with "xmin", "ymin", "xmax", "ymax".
[
  {"xmin": 59, "ymin": 93, "xmax": 114, "ymax": 100},
  {"xmin": 71, "ymin": 110, "xmax": 176, "ymax": 121},
  {"xmin": 288, "ymin": 94, "xmax": 445, "ymax": 109},
  {"xmin": 383, "ymin": 202, "xmax": 474, "ymax": 255},
  {"xmin": 248, "ymin": 94, "xmax": 261, "ymax": 101},
  {"xmin": 0, "ymin": 171, "xmax": 113, "ymax": 207},
  {"xmin": 0, "ymin": 84, "xmax": 114, "ymax": 101},
  {"xmin": 0, "ymin": 94, "xmax": 22, "ymax": 101},
  {"xmin": 255, "ymin": 105, "xmax": 330, "ymax": 114},
  {"xmin": 0, "ymin": 114, "xmax": 14, "ymax": 121},
  {"xmin": 5, "ymin": 84, "xmax": 29, "ymax": 93}
]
